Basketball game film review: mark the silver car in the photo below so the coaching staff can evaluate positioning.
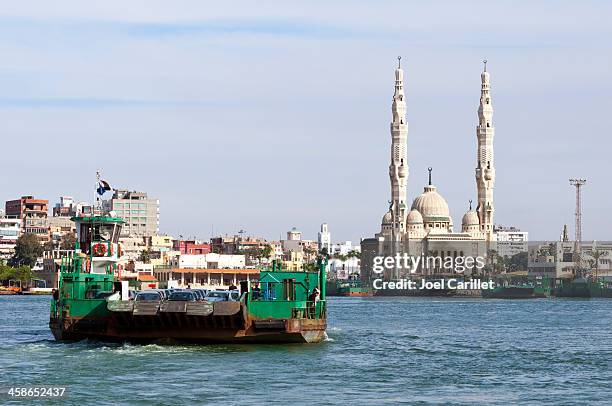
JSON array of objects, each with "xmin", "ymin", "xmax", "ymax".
[{"xmin": 205, "ymin": 290, "xmax": 240, "ymax": 302}]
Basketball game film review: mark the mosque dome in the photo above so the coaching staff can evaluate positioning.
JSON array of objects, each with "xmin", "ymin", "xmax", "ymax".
[
  {"xmin": 410, "ymin": 185, "xmax": 451, "ymax": 221},
  {"xmin": 382, "ymin": 211, "xmax": 393, "ymax": 224},
  {"xmin": 406, "ymin": 209, "xmax": 423, "ymax": 224},
  {"xmin": 462, "ymin": 210, "xmax": 480, "ymax": 227}
]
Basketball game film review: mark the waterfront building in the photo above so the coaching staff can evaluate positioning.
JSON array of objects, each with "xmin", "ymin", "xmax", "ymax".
[
  {"xmin": 154, "ymin": 267, "xmax": 259, "ymax": 289},
  {"xmin": 210, "ymin": 235, "xmax": 276, "ymax": 265},
  {"xmin": 362, "ymin": 61, "xmax": 497, "ymax": 282},
  {"xmin": 495, "ymin": 226, "xmax": 528, "ymax": 258},
  {"xmin": 146, "ymin": 235, "xmax": 174, "ymax": 252},
  {"xmin": 5, "ymin": 196, "xmax": 50, "ymax": 242},
  {"xmin": 40, "ymin": 249, "xmax": 74, "ymax": 288},
  {"xmin": 103, "ymin": 190, "xmax": 159, "ymax": 237},
  {"xmin": 137, "ymin": 273, "xmax": 159, "ymax": 290},
  {"xmin": 270, "ymin": 241, "xmax": 284, "ymax": 259},
  {"xmin": 175, "ymin": 239, "xmax": 211, "ymax": 255},
  {"xmin": 283, "ymin": 250, "xmax": 305, "ymax": 271},
  {"xmin": 169, "ymin": 253, "xmax": 246, "ymax": 270},
  {"xmin": 528, "ymin": 240, "xmax": 612, "ymax": 278},
  {"xmin": 318, "ymin": 223, "xmax": 331, "ymax": 254},
  {"xmin": 287, "ymin": 227, "xmax": 302, "ymax": 241},
  {"xmin": 211, "ymin": 236, "xmax": 239, "ymax": 254},
  {"xmin": 0, "ymin": 216, "xmax": 21, "ymax": 259},
  {"xmin": 331, "ymin": 241, "xmax": 360, "ymax": 256},
  {"xmin": 118, "ymin": 236, "xmax": 148, "ymax": 260},
  {"xmin": 329, "ymin": 257, "xmax": 361, "ymax": 280},
  {"xmin": 211, "ymin": 235, "xmax": 268, "ymax": 255},
  {"xmin": 53, "ymin": 196, "xmax": 76, "ymax": 217},
  {"xmin": 48, "ymin": 216, "xmax": 76, "ymax": 244}
]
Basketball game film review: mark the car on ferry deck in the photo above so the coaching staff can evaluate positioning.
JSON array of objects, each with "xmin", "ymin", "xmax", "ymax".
[
  {"xmin": 204, "ymin": 290, "xmax": 240, "ymax": 302},
  {"xmin": 193, "ymin": 289, "xmax": 208, "ymax": 300},
  {"xmin": 135, "ymin": 291, "xmax": 163, "ymax": 301},
  {"xmin": 168, "ymin": 291, "xmax": 197, "ymax": 302},
  {"xmin": 189, "ymin": 290, "xmax": 205, "ymax": 301}
]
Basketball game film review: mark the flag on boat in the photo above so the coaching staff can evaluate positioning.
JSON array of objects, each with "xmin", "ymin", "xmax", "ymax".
[{"xmin": 97, "ymin": 180, "xmax": 112, "ymax": 196}]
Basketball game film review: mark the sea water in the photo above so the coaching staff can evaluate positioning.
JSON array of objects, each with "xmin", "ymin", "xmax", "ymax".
[{"xmin": 1, "ymin": 296, "xmax": 610, "ymax": 405}]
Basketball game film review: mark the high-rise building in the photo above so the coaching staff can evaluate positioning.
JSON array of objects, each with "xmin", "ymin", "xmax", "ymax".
[
  {"xmin": 104, "ymin": 190, "xmax": 159, "ymax": 237},
  {"xmin": 5, "ymin": 196, "xmax": 50, "ymax": 241},
  {"xmin": 318, "ymin": 223, "xmax": 331, "ymax": 254}
]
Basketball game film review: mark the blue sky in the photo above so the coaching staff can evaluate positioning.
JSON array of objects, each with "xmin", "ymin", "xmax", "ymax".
[{"xmin": 1, "ymin": 1, "xmax": 611, "ymax": 243}]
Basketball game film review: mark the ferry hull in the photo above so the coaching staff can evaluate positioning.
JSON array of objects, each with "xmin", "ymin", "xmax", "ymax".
[
  {"xmin": 338, "ymin": 291, "xmax": 371, "ymax": 297},
  {"xmin": 483, "ymin": 286, "xmax": 535, "ymax": 299},
  {"xmin": 49, "ymin": 313, "xmax": 326, "ymax": 344}
]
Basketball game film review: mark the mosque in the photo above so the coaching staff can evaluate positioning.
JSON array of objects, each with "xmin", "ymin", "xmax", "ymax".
[{"xmin": 362, "ymin": 58, "xmax": 496, "ymax": 278}]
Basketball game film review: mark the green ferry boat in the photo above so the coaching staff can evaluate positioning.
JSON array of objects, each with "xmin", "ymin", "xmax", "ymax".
[
  {"xmin": 335, "ymin": 279, "xmax": 371, "ymax": 297},
  {"xmin": 555, "ymin": 276, "xmax": 612, "ymax": 298},
  {"xmin": 483, "ymin": 275, "xmax": 551, "ymax": 299},
  {"xmin": 50, "ymin": 214, "xmax": 327, "ymax": 344},
  {"xmin": 482, "ymin": 284, "xmax": 535, "ymax": 299}
]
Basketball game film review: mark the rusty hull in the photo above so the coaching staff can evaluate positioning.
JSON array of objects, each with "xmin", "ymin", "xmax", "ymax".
[{"xmin": 49, "ymin": 301, "xmax": 326, "ymax": 344}]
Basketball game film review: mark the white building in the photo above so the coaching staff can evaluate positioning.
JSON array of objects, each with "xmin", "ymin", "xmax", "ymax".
[
  {"xmin": 318, "ymin": 223, "xmax": 331, "ymax": 254},
  {"xmin": 287, "ymin": 227, "xmax": 302, "ymax": 241},
  {"xmin": 329, "ymin": 257, "xmax": 361, "ymax": 280},
  {"xmin": 0, "ymin": 216, "xmax": 21, "ymax": 259},
  {"xmin": 495, "ymin": 226, "xmax": 528, "ymax": 258},
  {"xmin": 331, "ymin": 241, "xmax": 360, "ymax": 256},
  {"xmin": 170, "ymin": 253, "xmax": 246, "ymax": 269}
]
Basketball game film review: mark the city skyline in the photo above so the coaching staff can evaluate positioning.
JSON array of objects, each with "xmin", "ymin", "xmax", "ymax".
[{"xmin": 1, "ymin": 2, "xmax": 611, "ymax": 243}]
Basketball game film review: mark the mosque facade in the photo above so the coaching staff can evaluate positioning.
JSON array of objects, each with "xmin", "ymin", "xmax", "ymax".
[{"xmin": 362, "ymin": 60, "xmax": 497, "ymax": 279}]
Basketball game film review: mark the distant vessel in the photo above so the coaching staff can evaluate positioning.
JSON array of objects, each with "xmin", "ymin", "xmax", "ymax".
[
  {"xmin": 482, "ymin": 275, "xmax": 612, "ymax": 299},
  {"xmin": 482, "ymin": 284, "xmax": 534, "ymax": 299},
  {"xmin": 335, "ymin": 280, "xmax": 371, "ymax": 297},
  {"xmin": 50, "ymin": 212, "xmax": 327, "ymax": 344},
  {"xmin": 555, "ymin": 276, "xmax": 612, "ymax": 298}
]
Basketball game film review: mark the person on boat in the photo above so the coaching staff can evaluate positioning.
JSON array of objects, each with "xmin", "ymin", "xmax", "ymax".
[
  {"xmin": 308, "ymin": 287, "xmax": 320, "ymax": 318},
  {"xmin": 252, "ymin": 283, "xmax": 261, "ymax": 300},
  {"xmin": 310, "ymin": 287, "xmax": 320, "ymax": 301},
  {"xmin": 229, "ymin": 284, "xmax": 238, "ymax": 291}
]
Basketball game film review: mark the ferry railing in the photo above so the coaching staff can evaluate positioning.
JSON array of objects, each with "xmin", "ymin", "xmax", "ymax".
[
  {"xmin": 292, "ymin": 300, "xmax": 327, "ymax": 319},
  {"xmin": 50, "ymin": 298, "xmax": 59, "ymax": 319}
]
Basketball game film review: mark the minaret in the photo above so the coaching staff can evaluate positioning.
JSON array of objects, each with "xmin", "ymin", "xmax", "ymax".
[
  {"xmin": 385, "ymin": 56, "xmax": 409, "ymax": 238},
  {"xmin": 475, "ymin": 60, "xmax": 495, "ymax": 239}
]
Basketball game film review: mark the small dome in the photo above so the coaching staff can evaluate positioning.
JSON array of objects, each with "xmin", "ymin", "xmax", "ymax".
[
  {"xmin": 411, "ymin": 185, "xmax": 451, "ymax": 221},
  {"xmin": 407, "ymin": 209, "xmax": 423, "ymax": 224},
  {"xmin": 462, "ymin": 210, "xmax": 479, "ymax": 226},
  {"xmin": 382, "ymin": 211, "xmax": 393, "ymax": 224}
]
